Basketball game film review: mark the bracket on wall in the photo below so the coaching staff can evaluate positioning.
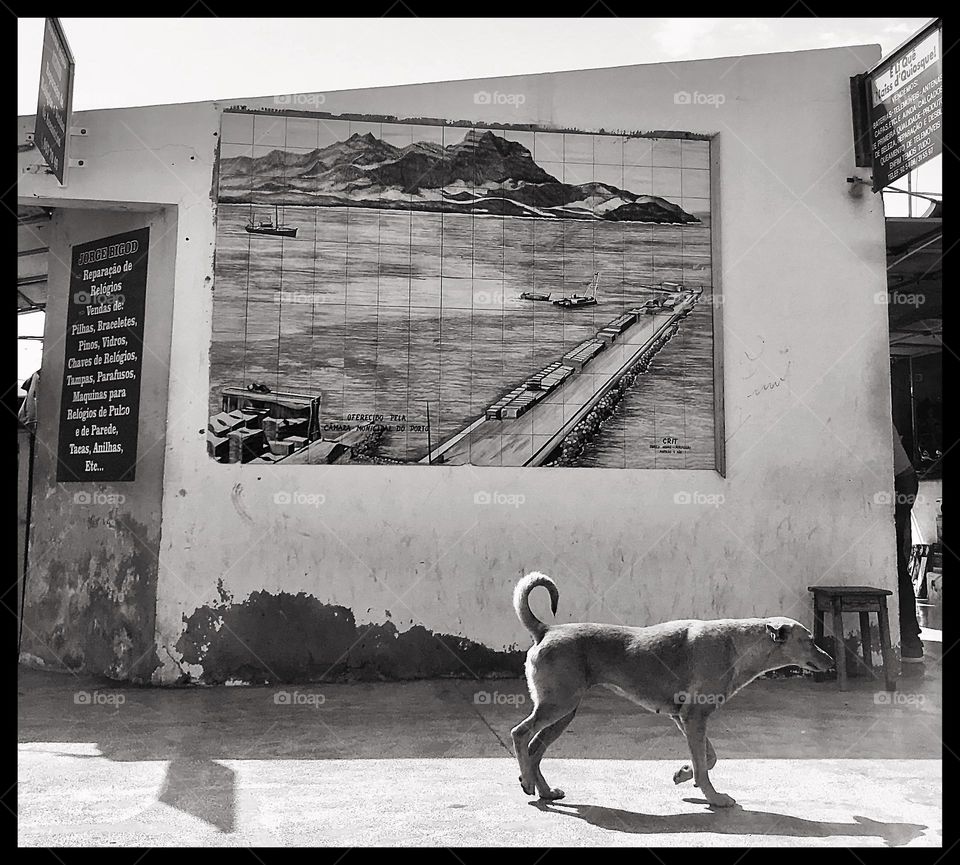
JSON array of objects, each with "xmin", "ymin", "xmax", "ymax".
[{"xmin": 22, "ymin": 158, "xmax": 87, "ymax": 173}]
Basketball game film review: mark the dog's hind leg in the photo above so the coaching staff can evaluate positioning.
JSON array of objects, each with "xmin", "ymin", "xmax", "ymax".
[
  {"xmin": 670, "ymin": 715, "xmax": 717, "ymax": 785},
  {"xmin": 528, "ymin": 708, "xmax": 578, "ymax": 800},
  {"xmin": 511, "ymin": 702, "xmax": 576, "ymax": 797},
  {"xmin": 682, "ymin": 713, "xmax": 735, "ymax": 807}
]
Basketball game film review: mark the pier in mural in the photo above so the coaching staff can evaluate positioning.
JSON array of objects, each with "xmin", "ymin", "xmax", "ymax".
[{"xmin": 208, "ymin": 110, "xmax": 718, "ymax": 469}]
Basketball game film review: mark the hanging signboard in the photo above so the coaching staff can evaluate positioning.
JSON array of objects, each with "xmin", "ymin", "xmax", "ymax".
[
  {"xmin": 34, "ymin": 17, "xmax": 75, "ymax": 185},
  {"xmin": 57, "ymin": 228, "xmax": 150, "ymax": 482},
  {"xmin": 868, "ymin": 18, "xmax": 942, "ymax": 192}
]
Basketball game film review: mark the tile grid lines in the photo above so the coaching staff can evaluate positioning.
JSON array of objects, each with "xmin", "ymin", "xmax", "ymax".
[
  {"xmin": 308, "ymin": 119, "xmax": 321, "ymax": 454},
  {"xmin": 274, "ymin": 119, "xmax": 288, "ymax": 413},
  {"xmin": 375, "ymin": 119, "xmax": 383, "ymax": 440},
  {"xmin": 215, "ymin": 116, "xmax": 714, "ymax": 468},
  {"xmin": 405, "ymin": 139, "xmax": 414, "ymax": 459},
  {"xmin": 680, "ymin": 164, "xmax": 689, "ymax": 471}
]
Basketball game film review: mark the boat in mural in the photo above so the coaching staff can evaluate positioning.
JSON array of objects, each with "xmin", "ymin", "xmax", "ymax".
[
  {"xmin": 519, "ymin": 290, "xmax": 552, "ymax": 301},
  {"xmin": 244, "ymin": 205, "xmax": 297, "ymax": 238},
  {"xmin": 553, "ymin": 272, "xmax": 601, "ymax": 308}
]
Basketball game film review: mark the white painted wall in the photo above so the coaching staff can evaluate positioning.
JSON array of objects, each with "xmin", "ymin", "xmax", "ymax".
[{"xmin": 20, "ymin": 45, "xmax": 901, "ymax": 685}]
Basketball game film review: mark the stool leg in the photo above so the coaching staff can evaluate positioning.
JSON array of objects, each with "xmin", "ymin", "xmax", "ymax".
[
  {"xmin": 877, "ymin": 598, "xmax": 897, "ymax": 692},
  {"xmin": 859, "ymin": 611, "xmax": 874, "ymax": 678},
  {"xmin": 813, "ymin": 606, "xmax": 826, "ymax": 683},
  {"xmin": 832, "ymin": 599, "xmax": 847, "ymax": 691}
]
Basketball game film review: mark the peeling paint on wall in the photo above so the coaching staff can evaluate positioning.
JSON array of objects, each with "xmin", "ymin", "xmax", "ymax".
[
  {"xmin": 24, "ymin": 513, "xmax": 161, "ymax": 683},
  {"xmin": 176, "ymin": 586, "xmax": 524, "ymax": 684}
]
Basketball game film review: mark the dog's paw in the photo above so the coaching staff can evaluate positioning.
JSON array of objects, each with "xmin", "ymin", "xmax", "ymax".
[
  {"xmin": 673, "ymin": 764, "xmax": 694, "ymax": 785},
  {"xmin": 538, "ymin": 787, "xmax": 565, "ymax": 801},
  {"xmin": 518, "ymin": 775, "xmax": 536, "ymax": 796},
  {"xmin": 706, "ymin": 792, "xmax": 736, "ymax": 808}
]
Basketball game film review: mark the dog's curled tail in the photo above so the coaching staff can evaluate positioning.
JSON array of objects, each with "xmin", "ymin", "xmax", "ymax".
[{"xmin": 514, "ymin": 572, "xmax": 559, "ymax": 643}]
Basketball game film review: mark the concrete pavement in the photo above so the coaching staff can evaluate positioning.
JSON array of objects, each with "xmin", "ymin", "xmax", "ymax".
[{"xmin": 18, "ymin": 661, "xmax": 942, "ymax": 846}]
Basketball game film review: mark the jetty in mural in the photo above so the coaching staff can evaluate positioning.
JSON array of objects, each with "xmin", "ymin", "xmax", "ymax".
[
  {"xmin": 210, "ymin": 114, "xmax": 718, "ymax": 469},
  {"xmin": 207, "ymin": 284, "xmax": 701, "ymax": 467}
]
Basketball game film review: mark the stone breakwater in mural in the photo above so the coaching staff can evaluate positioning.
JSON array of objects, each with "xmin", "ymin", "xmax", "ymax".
[{"xmin": 545, "ymin": 319, "xmax": 684, "ymax": 467}]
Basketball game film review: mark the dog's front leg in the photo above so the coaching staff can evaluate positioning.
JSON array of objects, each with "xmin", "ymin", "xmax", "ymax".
[
  {"xmin": 671, "ymin": 715, "xmax": 717, "ymax": 785},
  {"xmin": 683, "ymin": 714, "xmax": 735, "ymax": 808}
]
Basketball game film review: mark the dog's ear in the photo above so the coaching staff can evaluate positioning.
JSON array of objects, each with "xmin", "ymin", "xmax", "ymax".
[{"xmin": 766, "ymin": 623, "xmax": 789, "ymax": 643}]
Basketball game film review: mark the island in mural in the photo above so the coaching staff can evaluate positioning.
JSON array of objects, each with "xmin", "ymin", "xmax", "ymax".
[{"xmin": 209, "ymin": 111, "xmax": 717, "ymax": 469}]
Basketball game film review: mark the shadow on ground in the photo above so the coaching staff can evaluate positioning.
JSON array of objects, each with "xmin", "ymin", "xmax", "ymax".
[{"xmin": 531, "ymin": 800, "xmax": 927, "ymax": 846}]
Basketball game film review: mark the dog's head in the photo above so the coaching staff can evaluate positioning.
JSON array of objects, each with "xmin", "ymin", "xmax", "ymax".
[{"xmin": 763, "ymin": 617, "xmax": 834, "ymax": 673}]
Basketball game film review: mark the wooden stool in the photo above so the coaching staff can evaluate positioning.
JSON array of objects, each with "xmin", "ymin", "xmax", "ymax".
[{"xmin": 808, "ymin": 586, "xmax": 897, "ymax": 692}]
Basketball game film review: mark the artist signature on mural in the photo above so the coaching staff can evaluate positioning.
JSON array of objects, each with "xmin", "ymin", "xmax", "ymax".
[{"xmin": 651, "ymin": 435, "xmax": 691, "ymax": 454}]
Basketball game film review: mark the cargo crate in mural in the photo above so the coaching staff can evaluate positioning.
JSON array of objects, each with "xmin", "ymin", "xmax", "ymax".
[{"xmin": 209, "ymin": 110, "xmax": 718, "ymax": 468}]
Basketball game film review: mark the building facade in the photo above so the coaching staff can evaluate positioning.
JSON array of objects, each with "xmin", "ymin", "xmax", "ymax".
[{"xmin": 17, "ymin": 45, "xmax": 899, "ymax": 685}]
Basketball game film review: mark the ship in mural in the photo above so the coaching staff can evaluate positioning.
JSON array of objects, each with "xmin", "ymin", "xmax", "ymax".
[
  {"xmin": 244, "ymin": 204, "xmax": 298, "ymax": 237},
  {"xmin": 220, "ymin": 129, "xmax": 700, "ymax": 224},
  {"xmin": 211, "ymin": 115, "xmax": 717, "ymax": 469},
  {"xmin": 553, "ymin": 271, "xmax": 601, "ymax": 308},
  {"xmin": 518, "ymin": 289, "xmax": 553, "ymax": 302}
]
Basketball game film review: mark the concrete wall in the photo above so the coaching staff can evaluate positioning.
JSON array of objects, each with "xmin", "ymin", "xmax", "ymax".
[
  {"xmin": 20, "ymin": 45, "xmax": 902, "ymax": 685},
  {"xmin": 17, "ymin": 102, "xmax": 218, "ymax": 681}
]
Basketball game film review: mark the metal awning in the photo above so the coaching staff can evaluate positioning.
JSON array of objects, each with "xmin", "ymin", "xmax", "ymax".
[
  {"xmin": 18, "ymin": 205, "xmax": 52, "ymax": 315},
  {"xmin": 886, "ymin": 209, "xmax": 941, "ymax": 357}
]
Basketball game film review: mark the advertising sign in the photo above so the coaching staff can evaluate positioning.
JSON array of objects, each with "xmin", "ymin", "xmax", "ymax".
[
  {"xmin": 869, "ymin": 20, "xmax": 942, "ymax": 191},
  {"xmin": 34, "ymin": 18, "xmax": 75, "ymax": 185},
  {"xmin": 57, "ymin": 228, "xmax": 150, "ymax": 482}
]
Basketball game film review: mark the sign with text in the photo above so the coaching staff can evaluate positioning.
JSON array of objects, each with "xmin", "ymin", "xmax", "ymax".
[
  {"xmin": 34, "ymin": 18, "xmax": 75, "ymax": 185},
  {"xmin": 57, "ymin": 228, "xmax": 150, "ymax": 482},
  {"xmin": 869, "ymin": 21, "xmax": 942, "ymax": 191}
]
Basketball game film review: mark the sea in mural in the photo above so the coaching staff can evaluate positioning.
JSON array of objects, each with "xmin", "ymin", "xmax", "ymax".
[{"xmin": 208, "ymin": 111, "xmax": 717, "ymax": 469}]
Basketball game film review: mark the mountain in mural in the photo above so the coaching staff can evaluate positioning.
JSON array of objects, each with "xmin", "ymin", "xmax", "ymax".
[{"xmin": 219, "ymin": 129, "xmax": 700, "ymax": 224}]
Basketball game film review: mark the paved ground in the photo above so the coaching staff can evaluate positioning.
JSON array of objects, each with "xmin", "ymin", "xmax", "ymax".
[{"xmin": 19, "ymin": 648, "xmax": 942, "ymax": 847}]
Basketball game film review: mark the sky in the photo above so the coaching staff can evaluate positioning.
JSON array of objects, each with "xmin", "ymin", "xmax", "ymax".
[
  {"xmin": 18, "ymin": 17, "xmax": 933, "ymax": 114},
  {"xmin": 17, "ymin": 17, "xmax": 940, "ymax": 385}
]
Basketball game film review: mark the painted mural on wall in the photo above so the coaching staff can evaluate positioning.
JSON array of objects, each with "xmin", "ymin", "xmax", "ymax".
[{"xmin": 209, "ymin": 109, "xmax": 717, "ymax": 468}]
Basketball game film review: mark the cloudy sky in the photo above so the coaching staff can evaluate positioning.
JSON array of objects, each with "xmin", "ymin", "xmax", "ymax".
[{"xmin": 18, "ymin": 17, "xmax": 932, "ymax": 113}]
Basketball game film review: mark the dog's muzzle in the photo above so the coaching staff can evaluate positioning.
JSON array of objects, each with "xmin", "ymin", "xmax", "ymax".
[{"xmin": 806, "ymin": 649, "xmax": 834, "ymax": 673}]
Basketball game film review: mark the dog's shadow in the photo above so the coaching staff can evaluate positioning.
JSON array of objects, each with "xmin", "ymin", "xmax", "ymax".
[{"xmin": 531, "ymin": 799, "xmax": 927, "ymax": 847}]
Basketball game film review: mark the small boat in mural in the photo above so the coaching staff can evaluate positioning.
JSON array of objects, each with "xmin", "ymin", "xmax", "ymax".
[
  {"xmin": 244, "ymin": 205, "xmax": 297, "ymax": 238},
  {"xmin": 553, "ymin": 271, "xmax": 600, "ymax": 308},
  {"xmin": 519, "ymin": 290, "xmax": 552, "ymax": 301}
]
